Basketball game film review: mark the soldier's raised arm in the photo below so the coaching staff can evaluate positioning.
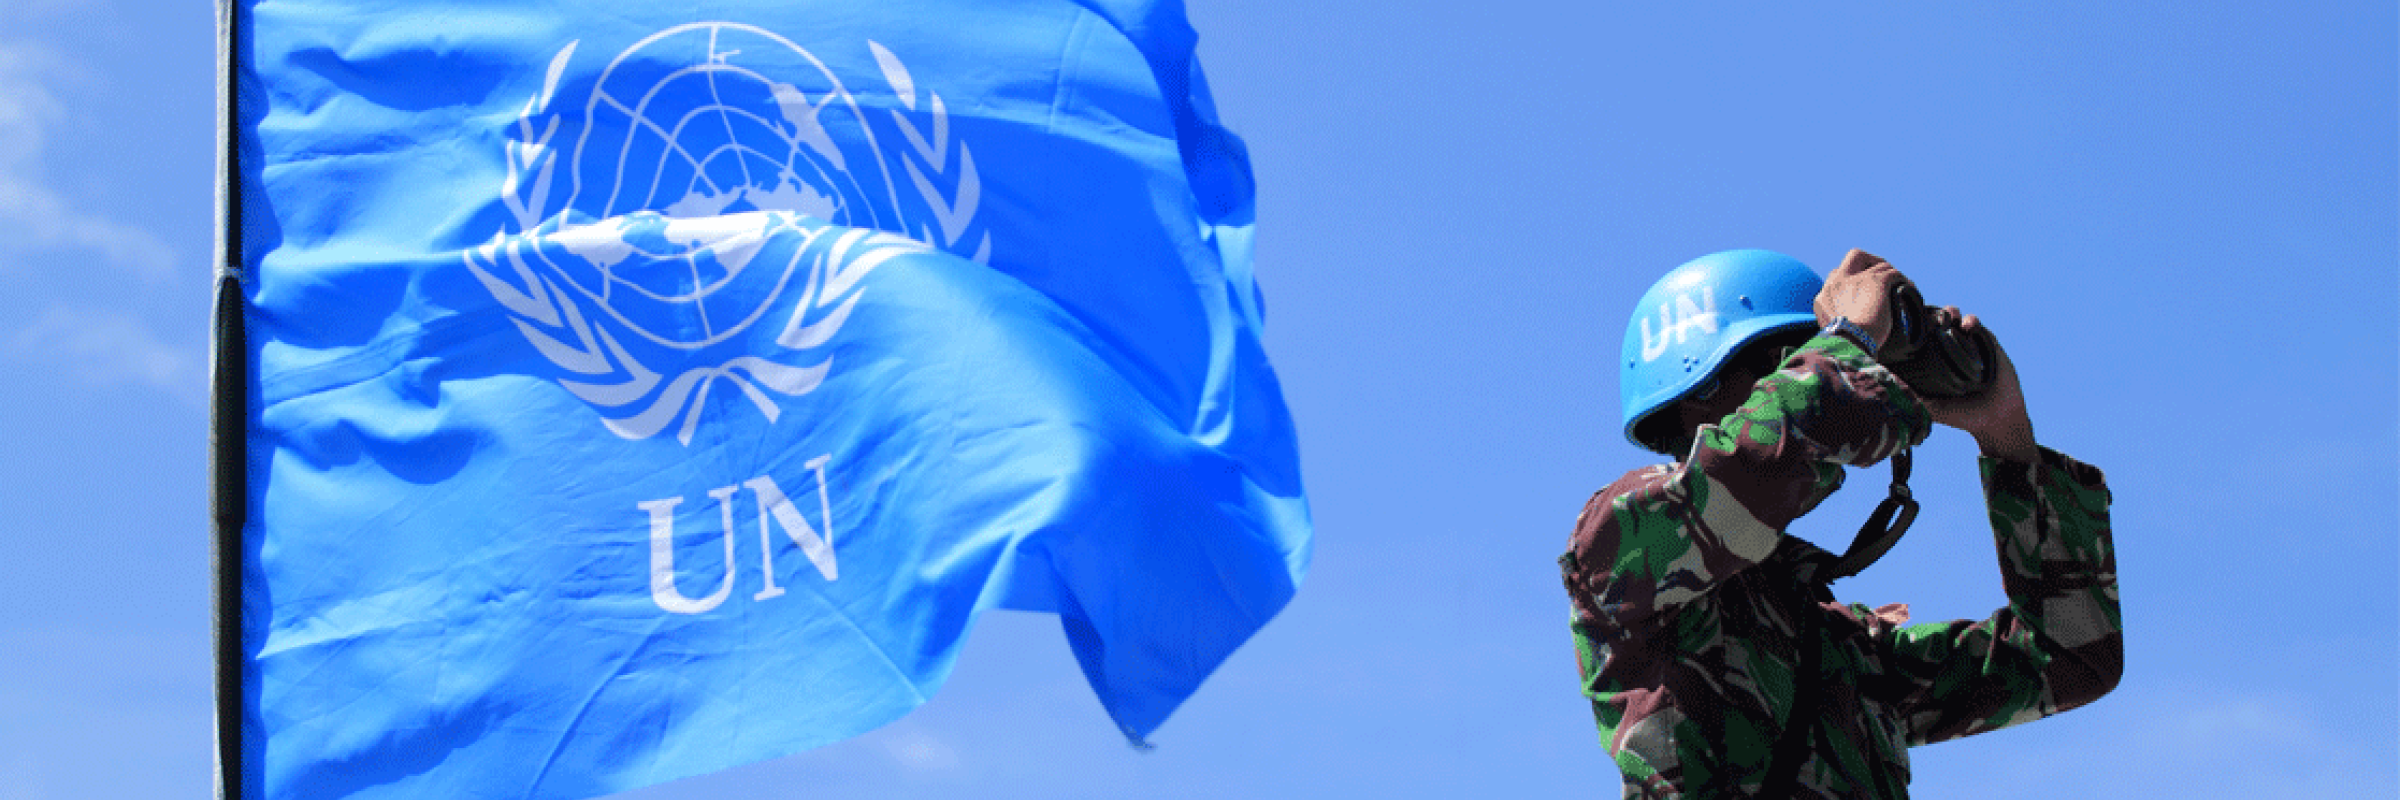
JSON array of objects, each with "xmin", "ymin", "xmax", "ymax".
[{"xmin": 1867, "ymin": 316, "xmax": 2122, "ymax": 742}]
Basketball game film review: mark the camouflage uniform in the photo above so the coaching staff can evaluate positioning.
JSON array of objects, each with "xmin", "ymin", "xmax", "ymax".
[{"xmin": 1561, "ymin": 334, "xmax": 2119, "ymax": 799}]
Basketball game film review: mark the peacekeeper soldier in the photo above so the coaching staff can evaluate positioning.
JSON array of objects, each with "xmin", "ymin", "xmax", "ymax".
[{"xmin": 1561, "ymin": 249, "xmax": 2120, "ymax": 798}]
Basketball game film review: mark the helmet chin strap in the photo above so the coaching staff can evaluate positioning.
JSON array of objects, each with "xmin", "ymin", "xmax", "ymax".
[{"xmin": 1825, "ymin": 448, "xmax": 1919, "ymax": 584}]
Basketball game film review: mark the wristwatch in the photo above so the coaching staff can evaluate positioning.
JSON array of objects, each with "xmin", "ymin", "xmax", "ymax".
[{"xmin": 1823, "ymin": 316, "xmax": 1880, "ymax": 359}]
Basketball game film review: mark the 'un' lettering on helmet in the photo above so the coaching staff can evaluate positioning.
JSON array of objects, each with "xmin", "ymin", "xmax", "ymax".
[{"xmin": 1639, "ymin": 286, "xmax": 1721, "ymax": 362}]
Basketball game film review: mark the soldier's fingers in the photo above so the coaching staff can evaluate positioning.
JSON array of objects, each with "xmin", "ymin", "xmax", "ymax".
[
  {"xmin": 1836, "ymin": 248, "xmax": 1886, "ymax": 275},
  {"xmin": 1953, "ymin": 311, "xmax": 2017, "ymax": 372}
]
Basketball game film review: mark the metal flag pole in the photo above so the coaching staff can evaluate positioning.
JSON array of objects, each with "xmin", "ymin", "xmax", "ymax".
[
  {"xmin": 210, "ymin": 278, "xmax": 246, "ymax": 800},
  {"xmin": 211, "ymin": 0, "xmax": 247, "ymax": 798}
]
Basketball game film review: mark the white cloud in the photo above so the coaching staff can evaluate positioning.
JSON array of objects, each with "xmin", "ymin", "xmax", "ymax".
[
  {"xmin": 0, "ymin": 176, "xmax": 179, "ymax": 279},
  {"xmin": 2168, "ymin": 696, "xmax": 2316, "ymax": 747},
  {"xmin": 0, "ymin": 46, "xmax": 68, "ymax": 176},
  {"xmin": 2065, "ymin": 682, "xmax": 2394, "ymax": 798},
  {"xmin": 3, "ymin": 0, "xmax": 100, "ymax": 20},
  {"xmin": 8, "ymin": 304, "xmax": 203, "ymax": 404},
  {"xmin": 878, "ymin": 725, "xmax": 962, "ymax": 772},
  {"xmin": 0, "ymin": 42, "xmax": 177, "ymax": 283}
]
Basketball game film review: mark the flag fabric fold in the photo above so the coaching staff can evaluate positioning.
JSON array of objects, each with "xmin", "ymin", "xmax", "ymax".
[{"xmin": 234, "ymin": 1, "xmax": 1308, "ymax": 797}]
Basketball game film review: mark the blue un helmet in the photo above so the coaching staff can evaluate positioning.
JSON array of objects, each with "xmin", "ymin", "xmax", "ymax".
[{"xmin": 1620, "ymin": 249, "xmax": 1824, "ymax": 452}]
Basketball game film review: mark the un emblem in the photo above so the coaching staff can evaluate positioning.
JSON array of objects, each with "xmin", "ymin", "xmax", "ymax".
[{"xmin": 465, "ymin": 23, "xmax": 987, "ymax": 444}]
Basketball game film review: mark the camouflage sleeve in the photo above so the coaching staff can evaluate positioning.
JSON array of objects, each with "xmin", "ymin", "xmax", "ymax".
[
  {"xmin": 1565, "ymin": 334, "xmax": 1931, "ymax": 630},
  {"xmin": 1875, "ymin": 447, "xmax": 2121, "ymax": 745}
]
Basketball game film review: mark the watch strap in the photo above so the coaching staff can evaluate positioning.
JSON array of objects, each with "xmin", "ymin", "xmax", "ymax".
[{"xmin": 1823, "ymin": 316, "xmax": 1880, "ymax": 359}]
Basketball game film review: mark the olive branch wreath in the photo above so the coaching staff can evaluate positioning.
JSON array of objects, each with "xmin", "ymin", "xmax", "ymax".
[{"xmin": 462, "ymin": 33, "xmax": 983, "ymax": 446}]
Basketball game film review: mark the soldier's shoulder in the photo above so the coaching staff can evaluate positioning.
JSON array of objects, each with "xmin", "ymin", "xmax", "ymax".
[
  {"xmin": 1571, "ymin": 463, "xmax": 1678, "ymax": 542},
  {"xmin": 1595, "ymin": 462, "xmax": 1678, "ymax": 509}
]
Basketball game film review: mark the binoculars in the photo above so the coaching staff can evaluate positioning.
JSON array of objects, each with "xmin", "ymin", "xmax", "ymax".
[{"xmin": 1881, "ymin": 281, "xmax": 1999, "ymax": 398}]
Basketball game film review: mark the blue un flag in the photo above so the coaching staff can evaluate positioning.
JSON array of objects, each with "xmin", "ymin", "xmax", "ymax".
[{"xmin": 231, "ymin": 2, "xmax": 1309, "ymax": 797}]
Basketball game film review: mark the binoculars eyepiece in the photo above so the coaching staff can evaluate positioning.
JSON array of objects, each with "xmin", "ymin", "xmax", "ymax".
[{"xmin": 1880, "ymin": 282, "xmax": 1998, "ymax": 399}]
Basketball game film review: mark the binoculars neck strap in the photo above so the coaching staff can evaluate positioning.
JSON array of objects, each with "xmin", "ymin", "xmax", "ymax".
[
  {"xmin": 1826, "ymin": 448, "xmax": 1919, "ymax": 585},
  {"xmin": 1764, "ymin": 450, "xmax": 1919, "ymax": 799}
]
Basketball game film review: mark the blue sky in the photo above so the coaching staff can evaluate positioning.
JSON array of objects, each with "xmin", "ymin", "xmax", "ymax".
[{"xmin": 0, "ymin": 1, "xmax": 2393, "ymax": 798}]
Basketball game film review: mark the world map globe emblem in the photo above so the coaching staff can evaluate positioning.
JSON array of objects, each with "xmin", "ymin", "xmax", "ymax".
[
  {"xmin": 551, "ymin": 22, "xmax": 909, "ymax": 349},
  {"xmin": 466, "ymin": 23, "xmax": 984, "ymax": 444},
  {"xmin": 543, "ymin": 210, "xmax": 817, "ymax": 349}
]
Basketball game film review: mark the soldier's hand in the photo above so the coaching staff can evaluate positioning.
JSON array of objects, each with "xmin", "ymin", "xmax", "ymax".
[
  {"xmin": 1919, "ymin": 309, "xmax": 2040, "ymax": 463},
  {"xmin": 1815, "ymin": 249, "xmax": 1904, "ymax": 350}
]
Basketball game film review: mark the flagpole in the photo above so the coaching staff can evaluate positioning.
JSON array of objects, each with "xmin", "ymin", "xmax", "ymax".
[
  {"xmin": 211, "ymin": 0, "xmax": 248, "ymax": 798},
  {"xmin": 210, "ymin": 279, "xmax": 246, "ymax": 800}
]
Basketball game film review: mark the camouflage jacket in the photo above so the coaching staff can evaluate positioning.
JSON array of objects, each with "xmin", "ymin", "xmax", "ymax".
[{"xmin": 1561, "ymin": 334, "xmax": 2119, "ymax": 799}]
